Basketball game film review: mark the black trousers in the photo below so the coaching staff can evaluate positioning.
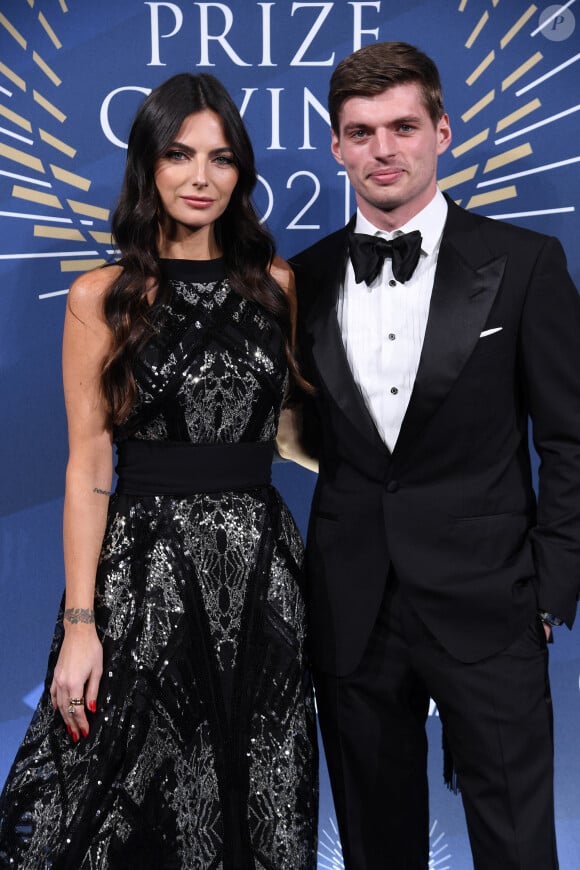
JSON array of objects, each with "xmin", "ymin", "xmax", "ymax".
[{"xmin": 314, "ymin": 581, "xmax": 558, "ymax": 870}]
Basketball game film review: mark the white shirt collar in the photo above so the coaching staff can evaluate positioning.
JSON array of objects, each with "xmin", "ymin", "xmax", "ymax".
[{"xmin": 354, "ymin": 188, "xmax": 448, "ymax": 257}]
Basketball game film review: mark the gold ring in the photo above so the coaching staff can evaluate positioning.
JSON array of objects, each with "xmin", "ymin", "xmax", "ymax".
[{"xmin": 69, "ymin": 697, "xmax": 84, "ymax": 706}]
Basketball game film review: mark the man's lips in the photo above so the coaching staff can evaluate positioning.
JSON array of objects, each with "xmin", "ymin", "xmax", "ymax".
[{"xmin": 367, "ymin": 167, "xmax": 405, "ymax": 183}]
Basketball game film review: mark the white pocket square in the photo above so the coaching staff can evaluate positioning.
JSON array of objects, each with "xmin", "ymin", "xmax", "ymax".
[{"xmin": 480, "ymin": 327, "xmax": 503, "ymax": 338}]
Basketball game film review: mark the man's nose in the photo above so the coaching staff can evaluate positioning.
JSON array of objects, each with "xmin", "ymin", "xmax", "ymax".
[{"xmin": 372, "ymin": 128, "xmax": 397, "ymax": 157}]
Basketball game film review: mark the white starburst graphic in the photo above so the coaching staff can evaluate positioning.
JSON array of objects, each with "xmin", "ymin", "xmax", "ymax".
[
  {"xmin": 317, "ymin": 817, "xmax": 344, "ymax": 870},
  {"xmin": 317, "ymin": 817, "xmax": 452, "ymax": 869},
  {"xmin": 429, "ymin": 819, "xmax": 452, "ymax": 870}
]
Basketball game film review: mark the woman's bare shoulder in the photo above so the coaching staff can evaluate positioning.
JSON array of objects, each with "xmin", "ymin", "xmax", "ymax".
[{"xmin": 67, "ymin": 264, "xmax": 122, "ymax": 321}]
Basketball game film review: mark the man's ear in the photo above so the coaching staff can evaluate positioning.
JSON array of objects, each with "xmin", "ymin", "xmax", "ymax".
[
  {"xmin": 436, "ymin": 113, "xmax": 452, "ymax": 156},
  {"xmin": 330, "ymin": 129, "xmax": 344, "ymax": 165}
]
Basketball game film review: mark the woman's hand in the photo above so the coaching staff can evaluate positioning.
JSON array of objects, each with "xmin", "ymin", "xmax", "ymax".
[
  {"xmin": 277, "ymin": 406, "xmax": 319, "ymax": 473},
  {"xmin": 50, "ymin": 614, "xmax": 103, "ymax": 742}
]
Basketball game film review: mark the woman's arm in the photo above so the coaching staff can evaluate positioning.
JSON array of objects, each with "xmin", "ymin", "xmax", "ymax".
[
  {"xmin": 269, "ymin": 257, "xmax": 319, "ymax": 474},
  {"xmin": 50, "ymin": 267, "xmax": 119, "ymax": 742}
]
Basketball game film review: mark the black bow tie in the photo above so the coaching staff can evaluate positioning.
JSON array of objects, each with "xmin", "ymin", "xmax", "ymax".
[{"xmin": 349, "ymin": 230, "xmax": 423, "ymax": 285}]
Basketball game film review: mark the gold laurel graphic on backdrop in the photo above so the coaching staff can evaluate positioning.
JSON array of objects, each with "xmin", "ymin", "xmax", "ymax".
[
  {"xmin": 439, "ymin": 0, "xmax": 579, "ymax": 220},
  {"xmin": 2, "ymin": 1, "xmax": 578, "ymax": 297},
  {"xmin": 0, "ymin": 2, "xmax": 113, "ymax": 298}
]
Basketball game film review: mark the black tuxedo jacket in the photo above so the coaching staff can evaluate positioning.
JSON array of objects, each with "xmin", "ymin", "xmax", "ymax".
[{"xmin": 291, "ymin": 198, "xmax": 580, "ymax": 676}]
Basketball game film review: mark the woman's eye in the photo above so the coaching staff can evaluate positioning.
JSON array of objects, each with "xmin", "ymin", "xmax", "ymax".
[
  {"xmin": 214, "ymin": 154, "xmax": 235, "ymax": 165},
  {"xmin": 166, "ymin": 150, "xmax": 186, "ymax": 161}
]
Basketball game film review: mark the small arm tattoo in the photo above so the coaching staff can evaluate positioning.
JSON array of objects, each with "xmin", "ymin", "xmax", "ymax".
[
  {"xmin": 93, "ymin": 487, "xmax": 112, "ymax": 496},
  {"xmin": 64, "ymin": 608, "xmax": 95, "ymax": 625}
]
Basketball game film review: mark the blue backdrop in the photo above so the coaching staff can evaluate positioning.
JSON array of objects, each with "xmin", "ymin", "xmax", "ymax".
[{"xmin": 1, "ymin": 2, "xmax": 579, "ymax": 867}]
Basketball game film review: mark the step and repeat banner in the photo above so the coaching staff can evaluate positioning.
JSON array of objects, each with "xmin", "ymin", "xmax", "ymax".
[{"xmin": 1, "ymin": 1, "xmax": 579, "ymax": 866}]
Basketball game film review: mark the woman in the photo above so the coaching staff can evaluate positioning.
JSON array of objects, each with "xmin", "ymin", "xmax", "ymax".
[{"xmin": 0, "ymin": 73, "xmax": 317, "ymax": 869}]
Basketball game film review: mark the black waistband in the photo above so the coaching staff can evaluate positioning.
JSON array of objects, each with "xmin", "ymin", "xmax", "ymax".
[{"xmin": 115, "ymin": 440, "xmax": 274, "ymax": 496}]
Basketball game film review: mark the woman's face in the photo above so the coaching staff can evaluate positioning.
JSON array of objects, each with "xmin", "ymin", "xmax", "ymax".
[{"xmin": 154, "ymin": 109, "xmax": 239, "ymax": 245}]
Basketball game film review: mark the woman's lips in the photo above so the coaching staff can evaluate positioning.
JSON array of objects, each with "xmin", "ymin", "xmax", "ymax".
[{"xmin": 180, "ymin": 196, "xmax": 214, "ymax": 208}]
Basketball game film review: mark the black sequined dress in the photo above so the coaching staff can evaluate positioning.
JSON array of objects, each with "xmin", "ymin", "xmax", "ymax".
[{"xmin": 0, "ymin": 258, "xmax": 318, "ymax": 869}]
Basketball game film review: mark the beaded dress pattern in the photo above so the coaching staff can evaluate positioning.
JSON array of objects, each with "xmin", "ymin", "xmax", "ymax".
[{"xmin": 0, "ymin": 259, "xmax": 318, "ymax": 869}]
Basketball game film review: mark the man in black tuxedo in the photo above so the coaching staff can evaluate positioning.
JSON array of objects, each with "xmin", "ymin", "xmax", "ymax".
[{"xmin": 286, "ymin": 41, "xmax": 580, "ymax": 870}]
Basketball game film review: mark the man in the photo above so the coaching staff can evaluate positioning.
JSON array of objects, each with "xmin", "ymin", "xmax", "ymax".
[{"xmin": 286, "ymin": 41, "xmax": 580, "ymax": 870}]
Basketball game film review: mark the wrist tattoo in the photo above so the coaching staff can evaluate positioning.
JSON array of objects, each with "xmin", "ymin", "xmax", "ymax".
[
  {"xmin": 64, "ymin": 608, "xmax": 95, "ymax": 625},
  {"xmin": 93, "ymin": 487, "xmax": 112, "ymax": 496}
]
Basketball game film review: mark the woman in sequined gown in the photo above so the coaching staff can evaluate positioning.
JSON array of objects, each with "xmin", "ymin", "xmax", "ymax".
[{"xmin": 0, "ymin": 73, "xmax": 318, "ymax": 870}]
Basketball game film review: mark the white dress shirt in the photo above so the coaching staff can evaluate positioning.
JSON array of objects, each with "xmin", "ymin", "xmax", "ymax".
[{"xmin": 337, "ymin": 189, "xmax": 448, "ymax": 452}]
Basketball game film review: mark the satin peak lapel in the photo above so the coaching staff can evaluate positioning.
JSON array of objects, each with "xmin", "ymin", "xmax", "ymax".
[{"xmin": 395, "ymin": 237, "xmax": 507, "ymax": 456}]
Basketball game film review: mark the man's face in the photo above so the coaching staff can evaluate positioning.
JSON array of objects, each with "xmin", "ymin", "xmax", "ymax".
[{"xmin": 331, "ymin": 82, "xmax": 452, "ymax": 230}]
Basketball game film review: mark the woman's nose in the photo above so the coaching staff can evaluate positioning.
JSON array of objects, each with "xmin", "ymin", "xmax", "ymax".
[{"xmin": 190, "ymin": 157, "xmax": 208, "ymax": 186}]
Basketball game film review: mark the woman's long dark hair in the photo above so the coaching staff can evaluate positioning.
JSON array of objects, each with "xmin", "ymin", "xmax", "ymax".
[{"xmin": 101, "ymin": 72, "xmax": 304, "ymax": 425}]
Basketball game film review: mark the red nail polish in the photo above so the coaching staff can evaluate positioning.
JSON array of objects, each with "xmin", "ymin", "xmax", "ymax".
[
  {"xmin": 88, "ymin": 700, "xmax": 97, "ymax": 713},
  {"xmin": 81, "ymin": 727, "xmax": 88, "ymax": 738},
  {"xmin": 72, "ymin": 732, "xmax": 79, "ymax": 743}
]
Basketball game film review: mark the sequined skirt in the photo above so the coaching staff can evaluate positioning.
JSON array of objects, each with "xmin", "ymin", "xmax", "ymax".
[{"xmin": 0, "ymin": 473, "xmax": 318, "ymax": 869}]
